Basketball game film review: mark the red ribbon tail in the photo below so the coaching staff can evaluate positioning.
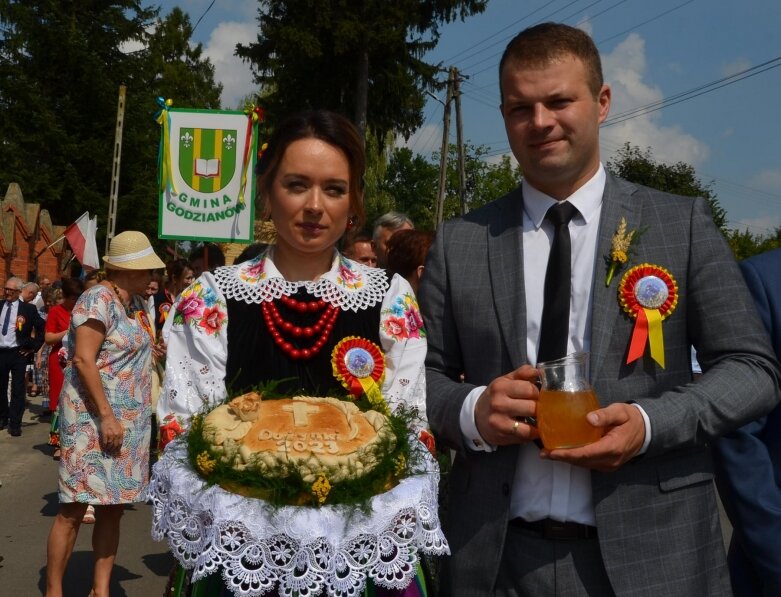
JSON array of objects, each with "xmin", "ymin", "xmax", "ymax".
[
  {"xmin": 349, "ymin": 378, "xmax": 363, "ymax": 397},
  {"xmin": 627, "ymin": 309, "xmax": 649, "ymax": 364}
]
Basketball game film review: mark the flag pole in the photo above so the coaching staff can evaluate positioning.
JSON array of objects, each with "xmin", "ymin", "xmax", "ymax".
[{"xmin": 33, "ymin": 234, "xmax": 66, "ymax": 260}]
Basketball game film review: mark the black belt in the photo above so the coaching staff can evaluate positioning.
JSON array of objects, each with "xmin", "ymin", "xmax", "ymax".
[{"xmin": 510, "ymin": 517, "xmax": 597, "ymax": 541}]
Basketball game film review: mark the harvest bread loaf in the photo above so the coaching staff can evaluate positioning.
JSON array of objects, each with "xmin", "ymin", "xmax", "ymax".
[{"xmin": 202, "ymin": 392, "xmax": 395, "ymax": 483}]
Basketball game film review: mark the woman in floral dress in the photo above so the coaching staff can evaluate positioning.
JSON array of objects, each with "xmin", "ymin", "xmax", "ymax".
[
  {"xmin": 44, "ymin": 231, "xmax": 165, "ymax": 597},
  {"xmin": 156, "ymin": 110, "xmax": 430, "ymax": 596}
]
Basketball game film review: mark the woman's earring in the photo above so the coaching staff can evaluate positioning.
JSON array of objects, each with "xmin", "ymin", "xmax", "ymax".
[{"xmin": 345, "ymin": 217, "xmax": 355, "ymax": 232}]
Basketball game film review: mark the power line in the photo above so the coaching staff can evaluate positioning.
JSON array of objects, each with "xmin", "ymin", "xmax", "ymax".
[
  {"xmin": 603, "ymin": 58, "xmax": 781, "ymax": 127},
  {"xmin": 594, "ymin": 0, "xmax": 695, "ymax": 46},
  {"xmin": 442, "ymin": 0, "xmax": 561, "ymax": 64},
  {"xmin": 458, "ymin": 0, "xmax": 634, "ymax": 77},
  {"xmin": 192, "ymin": 0, "xmax": 218, "ymax": 34},
  {"xmin": 605, "ymin": 56, "xmax": 781, "ymax": 123},
  {"xmin": 456, "ymin": 0, "xmax": 591, "ymax": 74}
]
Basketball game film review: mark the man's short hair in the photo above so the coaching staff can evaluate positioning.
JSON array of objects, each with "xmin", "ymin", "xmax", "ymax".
[
  {"xmin": 342, "ymin": 233, "xmax": 373, "ymax": 254},
  {"xmin": 499, "ymin": 22, "xmax": 604, "ymax": 101},
  {"xmin": 22, "ymin": 282, "xmax": 40, "ymax": 294},
  {"xmin": 372, "ymin": 212, "xmax": 414, "ymax": 245},
  {"xmin": 5, "ymin": 276, "xmax": 24, "ymax": 289}
]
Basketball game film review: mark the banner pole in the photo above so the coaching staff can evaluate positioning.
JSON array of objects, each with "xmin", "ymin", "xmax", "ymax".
[{"xmin": 33, "ymin": 234, "xmax": 66, "ymax": 260}]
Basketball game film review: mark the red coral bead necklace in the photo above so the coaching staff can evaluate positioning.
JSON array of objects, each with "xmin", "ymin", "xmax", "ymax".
[{"xmin": 261, "ymin": 294, "xmax": 339, "ymax": 360}]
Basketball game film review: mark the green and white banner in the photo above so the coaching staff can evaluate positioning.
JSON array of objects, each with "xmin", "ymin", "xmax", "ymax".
[{"xmin": 157, "ymin": 106, "xmax": 259, "ymax": 242}]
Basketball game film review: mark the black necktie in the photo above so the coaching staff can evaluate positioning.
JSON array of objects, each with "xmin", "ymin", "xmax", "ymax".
[
  {"xmin": 2, "ymin": 300, "xmax": 12, "ymax": 335},
  {"xmin": 537, "ymin": 202, "xmax": 578, "ymax": 364}
]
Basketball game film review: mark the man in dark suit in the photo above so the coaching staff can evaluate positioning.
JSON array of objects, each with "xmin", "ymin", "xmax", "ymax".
[
  {"xmin": 418, "ymin": 23, "xmax": 780, "ymax": 597},
  {"xmin": 0, "ymin": 276, "xmax": 45, "ymax": 436},
  {"xmin": 712, "ymin": 248, "xmax": 781, "ymax": 597}
]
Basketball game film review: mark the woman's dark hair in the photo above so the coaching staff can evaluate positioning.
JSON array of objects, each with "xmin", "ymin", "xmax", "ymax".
[
  {"xmin": 235, "ymin": 243, "xmax": 269, "ymax": 264},
  {"xmin": 42, "ymin": 287, "xmax": 57, "ymax": 306},
  {"xmin": 61, "ymin": 277, "xmax": 85, "ymax": 300},
  {"xmin": 386, "ymin": 229, "xmax": 435, "ymax": 279},
  {"xmin": 256, "ymin": 109, "xmax": 366, "ymax": 230},
  {"xmin": 167, "ymin": 258, "xmax": 192, "ymax": 282},
  {"xmin": 83, "ymin": 270, "xmax": 102, "ymax": 282}
]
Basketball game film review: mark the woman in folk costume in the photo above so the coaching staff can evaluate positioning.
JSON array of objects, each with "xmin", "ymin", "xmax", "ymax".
[{"xmin": 155, "ymin": 109, "xmax": 436, "ymax": 596}]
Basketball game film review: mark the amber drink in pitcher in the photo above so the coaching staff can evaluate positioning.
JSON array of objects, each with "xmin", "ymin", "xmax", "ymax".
[{"xmin": 537, "ymin": 352, "xmax": 603, "ymax": 449}]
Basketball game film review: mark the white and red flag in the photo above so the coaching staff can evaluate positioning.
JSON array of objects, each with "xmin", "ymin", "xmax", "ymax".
[{"xmin": 64, "ymin": 212, "xmax": 100, "ymax": 270}]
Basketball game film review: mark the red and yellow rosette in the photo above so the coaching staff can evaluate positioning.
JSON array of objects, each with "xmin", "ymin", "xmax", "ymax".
[
  {"xmin": 135, "ymin": 310, "xmax": 155, "ymax": 344},
  {"xmin": 332, "ymin": 337, "xmax": 387, "ymax": 413},
  {"xmin": 618, "ymin": 264, "xmax": 678, "ymax": 368},
  {"xmin": 15, "ymin": 315, "xmax": 25, "ymax": 332}
]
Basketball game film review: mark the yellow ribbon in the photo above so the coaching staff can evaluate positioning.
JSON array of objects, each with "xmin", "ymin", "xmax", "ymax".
[
  {"xmin": 644, "ymin": 308, "xmax": 665, "ymax": 368},
  {"xmin": 238, "ymin": 106, "xmax": 261, "ymax": 205},
  {"xmin": 357, "ymin": 377, "xmax": 389, "ymax": 415},
  {"xmin": 155, "ymin": 98, "xmax": 178, "ymax": 197}
]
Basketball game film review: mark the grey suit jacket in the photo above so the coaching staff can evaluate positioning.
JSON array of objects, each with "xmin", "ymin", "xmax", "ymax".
[{"xmin": 419, "ymin": 174, "xmax": 781, "ymax": 597}]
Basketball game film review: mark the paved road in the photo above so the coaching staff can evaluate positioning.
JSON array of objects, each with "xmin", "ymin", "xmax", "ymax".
[{"xmin": 0, "ymin": 394, "xmax": 173, "ymax": 596}]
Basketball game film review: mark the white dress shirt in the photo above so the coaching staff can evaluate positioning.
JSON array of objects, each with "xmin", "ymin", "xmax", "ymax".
[
  {"xmin": 0, "ymin": 299, "xmax": 20, "ymax": 348},
  {"xmin": 459, "ymin": 165, "xmax": 603, "ymax": 525}
]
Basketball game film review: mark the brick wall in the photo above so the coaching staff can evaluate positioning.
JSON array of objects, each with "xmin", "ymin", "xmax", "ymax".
[{"xmin": 0, "ymin": 183, "xmax": 67, "ymax": 284}]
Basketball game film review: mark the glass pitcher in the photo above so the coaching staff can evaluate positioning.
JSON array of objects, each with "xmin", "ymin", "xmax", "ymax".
[{"xmin": 536, "ymin": 352, "xmax": 603, "ymax": 450}]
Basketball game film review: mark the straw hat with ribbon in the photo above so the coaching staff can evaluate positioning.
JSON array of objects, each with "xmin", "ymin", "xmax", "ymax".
[{"xmin": 103, "ymin": 231, "xmax": 166, "ymax": 270}]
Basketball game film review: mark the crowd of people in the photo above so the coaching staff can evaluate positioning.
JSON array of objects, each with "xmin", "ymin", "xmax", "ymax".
[{"xmin": 0, "ymin": 21, "xmax": 778, "ymax": 597}]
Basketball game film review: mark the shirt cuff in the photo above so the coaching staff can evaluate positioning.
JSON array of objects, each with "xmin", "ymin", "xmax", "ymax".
[
  {"xmin": 630, "ymin": 402, "xmax": 652, "ymax": 455},
  {"xmin": 459, "ymin": 385, "xmax": 496, "ymax": 452}
]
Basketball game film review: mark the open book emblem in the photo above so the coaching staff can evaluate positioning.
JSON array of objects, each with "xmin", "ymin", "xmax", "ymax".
[{"xmin": 177, "ymin": 127, "xmax": 238, "ymax": 193}]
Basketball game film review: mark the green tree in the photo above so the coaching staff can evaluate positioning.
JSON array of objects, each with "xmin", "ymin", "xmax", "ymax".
[
  {"xmin": 144, "ymin": 7, "xmax": 223, "ymax": 110},
  {"xmin": 236, "ymin": 0, "xmax": 487, "ymax": 141},
  {"xmin": 726, "ymin": 226, "xmax": 781, "ymax": 260},
  {"xmin": 377, "ymin": 144, "xmax": 521, "ymax": 230},
  {"xmin": 0, "ymin": 0, "xmax": 158, "ymax": 231},
  {"xmin": 0, "ymin": 1, "xmax": 223, "ymax": 245},
  {"xmin": 606, "ymin": 143, "xmax": 728, "ymax": 232},
  {"xmin": 435, "ymin": 144, "xmax": 521, "ymax": 224},
  {"xmin": 381, "ymin": 146, "xmax": 439, "ymax": 229},
  {"xmin": 361, "ymin": 131, "xmax": 396, "ymax": 232},
  {"xmin": 117, "ymin": 7, "xmax": 224, "ymax": 241}
]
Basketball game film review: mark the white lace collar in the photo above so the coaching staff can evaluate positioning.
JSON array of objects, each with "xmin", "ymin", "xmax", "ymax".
[{"xmin": 213, "ymin": 248, "xmax": 389, "ymax": 312}]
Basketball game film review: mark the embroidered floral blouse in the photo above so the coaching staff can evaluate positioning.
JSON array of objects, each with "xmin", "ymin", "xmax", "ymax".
[{"xmin": 157, "ymin": 249, "xmax": 427, "ymax": 435}]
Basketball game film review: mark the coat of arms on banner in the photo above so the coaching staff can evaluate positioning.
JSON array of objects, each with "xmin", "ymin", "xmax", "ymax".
[{"xmin": 157, "ymin": 103, "xmax": 262, "ymax": 242}]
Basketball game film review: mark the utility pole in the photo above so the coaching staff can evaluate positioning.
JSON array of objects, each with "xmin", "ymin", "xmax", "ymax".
[
  {"xmin": 432, "ymin": 67, "xmax": 469, "ymax": 227},
  {"xmin": 106, "ymin": 84, "xmax": 126, "ymax": 254},
  {"xmin": 453, "ymin": 66, "xmax": 468, "ymax": 216},
  {"xmin": 434, "ymin": 69, "xmax": 454, "ymax": 228}
]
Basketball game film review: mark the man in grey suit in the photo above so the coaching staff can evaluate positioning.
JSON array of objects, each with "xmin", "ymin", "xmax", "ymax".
[{"xmin": 419, "ymin": 23, "xmax": 780, "ymax": 597}]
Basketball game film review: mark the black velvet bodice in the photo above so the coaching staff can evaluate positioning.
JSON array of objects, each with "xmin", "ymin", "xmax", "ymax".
[{"xmin": 225, "ymin": 281, "xmax": 386, "ymax": 397}]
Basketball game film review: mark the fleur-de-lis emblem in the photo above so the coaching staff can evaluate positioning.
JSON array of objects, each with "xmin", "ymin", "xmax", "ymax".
[
  {"xmin": 180, "ymin": 132, "xmax": 193, "ymax": 147},
  {"xmin": 223, "ymin": 134, "xmax": 236, "ymax": 149}
]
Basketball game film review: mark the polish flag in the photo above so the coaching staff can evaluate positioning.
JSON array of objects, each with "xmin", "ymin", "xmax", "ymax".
[{"xmin": 64, "ymin": 212, "xmax": 100, "ymax": 270}]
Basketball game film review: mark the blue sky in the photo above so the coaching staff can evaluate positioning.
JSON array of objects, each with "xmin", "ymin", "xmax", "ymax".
[{"xmin": 157, "ymin": 0, "xmax": 781, "ymax": 236}]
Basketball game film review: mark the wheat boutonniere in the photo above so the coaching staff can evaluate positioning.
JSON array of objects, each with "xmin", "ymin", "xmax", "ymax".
[{"xmin": 605, "ymin": 217, "xmax": 642, "ymax": 286}]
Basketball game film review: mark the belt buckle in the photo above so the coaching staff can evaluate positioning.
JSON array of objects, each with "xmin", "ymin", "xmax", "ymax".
[{"xmin": 544, "ymin": 519, "xmax": 572, "ymax": 540}]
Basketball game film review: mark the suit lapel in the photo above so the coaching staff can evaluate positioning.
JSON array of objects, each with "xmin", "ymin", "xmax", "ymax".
[
  {"xmin": 487, "ymin": 188, "xmax": 527, "ymax": 368},
  {"xmin": 590, "ymin": 175, "xmax": 640, "ymax": 381}
]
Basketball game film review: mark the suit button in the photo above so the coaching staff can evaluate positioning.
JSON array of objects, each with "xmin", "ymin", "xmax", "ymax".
[{"xmin": 501, "ymin": 482, "xmax": 510, "ymax": 496}]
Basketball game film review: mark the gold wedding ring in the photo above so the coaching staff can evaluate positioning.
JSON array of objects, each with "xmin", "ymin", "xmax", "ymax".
[{"xmin": 512, "ymin": 419, "xmax": 520, "ymax": 434}]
